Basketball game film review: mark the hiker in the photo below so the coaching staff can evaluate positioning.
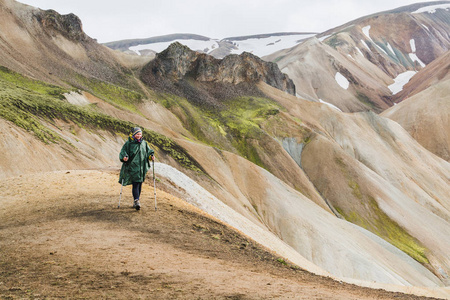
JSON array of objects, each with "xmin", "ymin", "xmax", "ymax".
[{"xmin": 119, "ymin": 127, "xmax": 155, "ymax": 210}]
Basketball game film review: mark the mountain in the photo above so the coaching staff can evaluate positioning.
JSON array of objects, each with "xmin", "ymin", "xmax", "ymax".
[
  {"xmin": 1, "ymin": 0, "xmax": 450, "ymax": 298},
  {"xmin": 0, "ymin": 0, "xmax": 152, "ymax": 94},
  {"xmin": 104, "ymin": 32, "xmax": 318, "ymax": 59},
  {"xmin": 140, "ymin": 42, "xmax": 295, "ymax": 100},
  {"xmin": 382, "ymin": 50, "xmax": 450, "ymax": 161},
  {"xmin": 264, "ymin": 1, "xmax": 450, "ymax": 112}
]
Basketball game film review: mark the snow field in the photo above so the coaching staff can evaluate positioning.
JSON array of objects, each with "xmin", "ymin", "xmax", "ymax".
[
  {"xmin": 128, "ymin": 34, "xmax": 317, "ymax": 58},
  {"xmin": 229, "ymin": 34, "xmax": 316, "ymax": 57},
  {"xmin": 412, "ymin": 3, "xmax": 450, "ymax": 14},
  {"xmin": 130, "ymin": 39, "xmax": 219, "ymax": 55}
]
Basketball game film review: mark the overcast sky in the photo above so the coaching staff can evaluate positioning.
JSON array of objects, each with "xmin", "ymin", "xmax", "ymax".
[{"xmin": 18, "ymin": 0, "xmax": 438, "ymax": 43}]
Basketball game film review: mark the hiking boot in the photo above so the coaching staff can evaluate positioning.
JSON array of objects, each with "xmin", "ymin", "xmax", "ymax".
[{"xmin": 134, "ymin": 199, "xmax": 140, "ymax": 210}]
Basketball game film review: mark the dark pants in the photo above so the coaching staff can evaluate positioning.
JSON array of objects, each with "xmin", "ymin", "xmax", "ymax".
[{"xmin": 132, "ymin": 182, "xmax": 142, "ymax": 200}]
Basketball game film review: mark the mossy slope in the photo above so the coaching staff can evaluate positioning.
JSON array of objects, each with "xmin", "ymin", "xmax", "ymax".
[
  {"xmin": 333, "ymin": 157, "xmax": 429, "ymax": 265},
  {"xmin": 0, "ymin": 66, "xmax": 203, "ymax": 172}
]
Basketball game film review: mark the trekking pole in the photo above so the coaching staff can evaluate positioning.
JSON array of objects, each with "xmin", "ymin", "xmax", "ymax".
[
  {"xmin": 118, "ymin": 157, "xmax": 128, "ymax": 209},
  {"xmin": 118, "ymin": 178, "xmax": 124, "ymax": 208},
  {"xmin": 153, "ymin": 160, "xmax": 157, "ymax": 211}
]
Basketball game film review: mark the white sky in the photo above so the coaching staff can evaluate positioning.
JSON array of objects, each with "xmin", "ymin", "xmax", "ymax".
[{"xmin": 17, "ymin": 0, "xmax": 440, "ymax": 43}]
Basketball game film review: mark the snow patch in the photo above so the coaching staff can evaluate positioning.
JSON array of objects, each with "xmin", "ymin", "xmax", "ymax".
[
  {"xmin": 362, "ymin": 25, "xmax": 371, "ymax": 39},
  {"xmin": 347, "ymin": 54, "xmax": 355, "ymax": 61},
  {"xmin": 355, "ymin": 47, "xmax": 364, "ymax": 57},
  {"xmin": 410, "ymin": 39, "xmax": 416, "ymax": 52},
  {"xmin": 408, "ymin": 39, "xmax": 426, "ymax": 67},
  {"xmin": 318, "ymin": 34, "xmax": 332, "ymax": 42},
  {"xmin": 376, "ymin": 44, "xmax": 387, "ymax": 55},
  {"xmin": 388, "ymin": 71, "xmax": 417, "ymax": 94},
  {"xmin": 319, "ymin": 99, "xmax": 343, "ymax": 112},
  {"xmin": 421, "ymin": 24, "xmax": 430, "ymax": 31},
  {"xmin": 130, "ymin": 39, "xmax": 219, "ymax": 55},
  {"xmin": 360, "ymin": 40, "xmax": 371, "ymax": 52},
  {"xmin": 361, "ymin": 25, "xmax": 387, "ymax": 55},
  {"xmin": 409, "ymin": 53, "xmax": 426, "ymax": 67},
  {"xmin": 412, "ymin": 3, "xmax": 450, "ymax": 14},
  {"xmin": 335, "ymin": 72, "xmax": 350, "ymax": 90},
  {"xmin": 387, "ymin": 43, "xmax": 395, "ymax": 55},
  {"xmin": 229, "ymin": 34, "xmax": 316, "ymax": 57}
]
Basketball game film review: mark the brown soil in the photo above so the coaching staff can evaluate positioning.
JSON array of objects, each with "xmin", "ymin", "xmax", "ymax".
[{"xmin": 0, "ymin": 170, "xmax": 439, "ymax": 299}]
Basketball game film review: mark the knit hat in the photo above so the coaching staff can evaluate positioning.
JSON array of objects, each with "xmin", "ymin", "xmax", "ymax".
[{"xmin": 131, "ymin": 127, "xmax": 142, "ymax": 137}]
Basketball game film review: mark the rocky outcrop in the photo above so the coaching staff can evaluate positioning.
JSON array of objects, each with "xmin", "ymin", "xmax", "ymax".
[
  {"xmin": 141, "ymin": 42, "xmax": 295, "ymax": 96},
  {"xmin": 37, "ymin": 9, "xmax": 87, "ymax": 41}
]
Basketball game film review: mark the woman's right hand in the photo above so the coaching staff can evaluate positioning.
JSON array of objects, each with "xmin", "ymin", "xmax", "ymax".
[{"xmin": 123, "ymin": 156, "xmax": 129, "ymax": 162}]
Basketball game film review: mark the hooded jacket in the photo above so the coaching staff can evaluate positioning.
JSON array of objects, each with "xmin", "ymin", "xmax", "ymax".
[{"xmin": 119, "ymin": 136, "xmax": 154, "ymax": 185}]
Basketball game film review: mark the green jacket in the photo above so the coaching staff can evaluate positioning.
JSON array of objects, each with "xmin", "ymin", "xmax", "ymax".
[{"xmin": 119, "ymin": 137, "xmax": 155, "ymax": 186}]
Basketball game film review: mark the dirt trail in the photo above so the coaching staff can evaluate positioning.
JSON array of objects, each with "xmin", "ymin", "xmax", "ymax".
[{"xmin": 0, "ymin": 170, "xmax": 440, "ymax": 299}]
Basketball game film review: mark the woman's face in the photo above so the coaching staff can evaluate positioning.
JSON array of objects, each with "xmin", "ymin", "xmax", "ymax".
[{"xmin": 134, "ymin": 132, "xmax": 142, "ymax": 139}]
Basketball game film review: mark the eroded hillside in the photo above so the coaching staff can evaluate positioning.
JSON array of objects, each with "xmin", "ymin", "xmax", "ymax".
[
  {"xmin": 265, "ymin": 1, "xmax": 450, "ymax": 113},
  {"xmin": 1, "ymin": 0, "xmax": 450, "ymax": 298}
]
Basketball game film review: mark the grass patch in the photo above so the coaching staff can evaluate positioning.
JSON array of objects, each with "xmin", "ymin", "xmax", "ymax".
[
  {"xmin": 0, "ymin": 66, "xmax": 69, "ymax": 98},
  {"xmin": 72, "ymin": 73, "xmax": 144, "ymax": 114}
]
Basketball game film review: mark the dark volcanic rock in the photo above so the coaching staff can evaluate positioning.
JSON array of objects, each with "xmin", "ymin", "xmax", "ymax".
[
  {"xmin": 141, "ymin": 42, "xmax": 296, "ymax": 96},
  {"xmin": 38, "ymin": 9, "xmax": 86, "ymax": 41}
]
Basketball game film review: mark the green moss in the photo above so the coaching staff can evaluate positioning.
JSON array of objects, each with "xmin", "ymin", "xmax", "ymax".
[
  {"xmin": 72, "ymin": 73, "xmax": 144, "ymax": 114},
  {"xmin": 303, "ymin": 135, "xmax": 312, "ymax": 145},
  {"xmin": 214, "ymin": 96, "xmax": 283, "ymax": 167},
  {"xmin": 348, "ymin": 179, "xmax": 363, "ymax": 200},
  {"xmin": 341, "ymin": 197, "xmax": 429, "ymax": 264},
  {"xmin": 356, "ymin": 91, "xmax": 376, "ymax": 109},
  {"xmin": 154, "ymin": 93, "xmax": 282, "ymax": 168},
  {"xmin": 0, "ymin": 66, "xmax": 69, "ymax": 98},
  {"xmin": 333, "ymin": 157, "xmax": 429, "ymax": 264},
  {"xmin": 325, "ymin": 35, "xmax": 342, "ymax": 49}
]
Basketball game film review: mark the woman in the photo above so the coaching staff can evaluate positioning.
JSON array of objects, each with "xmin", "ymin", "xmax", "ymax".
[{"xmin": 119, "ymin": 127, "xmax": 155, "ymax": 210}]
